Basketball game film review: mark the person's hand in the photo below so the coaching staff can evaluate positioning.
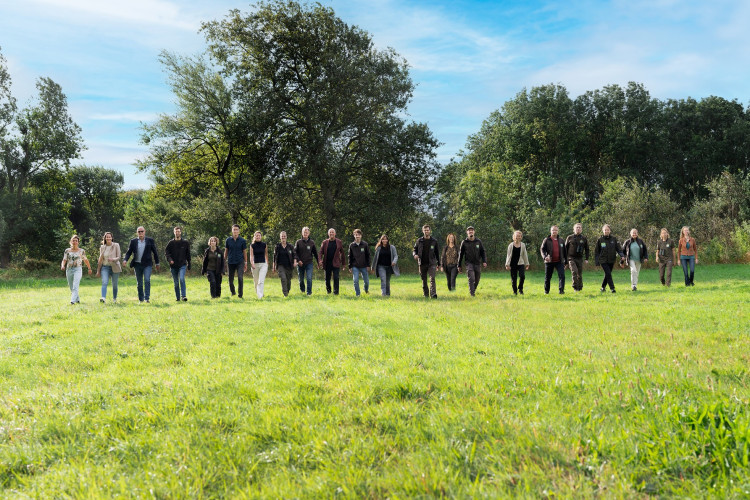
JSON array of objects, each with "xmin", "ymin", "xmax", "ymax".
[
  {"xmin": 643, "ymin": 258, "xmax": 648, "ymax": 264},
  {"xmin": 584, "ymin": 260, "xmax": 589, "ymax": 265},
  {"xmin": 483, "ymin": 262, "xmax": 487, "ymax": 268},
  {"xmin": 439, "ymin": 266, "xmax": 443, "ymax": 272},
  {"xmin": 525, "ymin": 265, "xmax": 530, "ymax": 270},
  {"xmin": 251, "ymin": 263, "xmax": 256, "ymax": 270},
  {"xmin": 348, "ymin": 268, "xmax": 352, "ymax": 274},
  {"xmin": 413, "ymin": 254, "xmax": 418, "ymax": 260},
  {"xmin": 155, "ymin": 264, "xmax": 160, "ymax": 272},
  {"xmin": 457, "ymin": 266, "xmax": 462, "ymax": 273},
  {"xmin": 696, "ymin": 258, "xmax": 699, "ymax": 264},
  {"xmin": 60, "ymin": 265, "xmax": 65, "ymax": 271},
  {"xmin": 169, "ymin": 260, "xmax": 174, "ymax": 265},
  {"xmin": 96, "ymin": 271, "xmax": 101, "ymax": 277},
  {"xmin": 243, "ymin": 263, "xmax": 247, "ymax": 272},
  {"xmin": 505, "ymin": 265, "xmax": 510, "ymax": 271},
  {"xmin": 87, "ymin": 268, "xmax": 92, "ymax": 275},
  {"xmin": 544, "ymin": 256, "xmax": 551, "ymax": 263}
]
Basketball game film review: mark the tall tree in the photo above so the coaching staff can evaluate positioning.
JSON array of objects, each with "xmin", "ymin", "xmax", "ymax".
[
  {"xmin": 201, "ymin": 0, "xmax": 440, "ymax": 231},
  {"xmin": 0, "ymin": 49, "xmax": 84, "ymax": 266},
  {"xmin": 67, "ymin": 165, "xmax": 125, "ymax": 239}
]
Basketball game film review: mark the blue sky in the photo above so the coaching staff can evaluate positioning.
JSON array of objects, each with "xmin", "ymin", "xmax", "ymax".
[{"xmin": 1, "ymin": 0, "xmax": 748, "ymax": 188}]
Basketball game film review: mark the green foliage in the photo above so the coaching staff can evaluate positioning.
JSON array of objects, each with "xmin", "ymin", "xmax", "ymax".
[
  {"xmin": 66, "ymin": 165, "xmax": 125, "ymax": 242},
  {"xmin": 0, "ymin": 266, "xmax": 749, "ymax": 496},
  {"xmin": 21, "ymin": 257, "xmax": 54, "ymax": 271}
]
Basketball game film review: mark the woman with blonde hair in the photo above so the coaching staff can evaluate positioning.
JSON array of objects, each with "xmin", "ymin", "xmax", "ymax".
[
  {"xmin": 61, "ymin": 235, "xmax": 92, "ymax": 304},
  {"xmin": 678, "ymin": 226, "xmax": 698, "ymax": 286},
  {"xmin": 250, "ymin": 231, "xmax": 269, "ymax": 298},
  {"xmin": 96, "ymin": 231, "xmax": 122, "ymax": 303},
  {"xmin": 655, "ymin": 228, "xmax": 675, "ymax": 287},
  {"xmin": 505, "ymin": 230, "xmax": 530, "ymax": 295},
  {"xmin": 440, "ymin": 233, "xmax": 459, "ymax": 291}
]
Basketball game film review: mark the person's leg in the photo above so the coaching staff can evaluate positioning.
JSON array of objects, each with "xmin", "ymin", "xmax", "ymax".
[
  {"xmin": 112, "ymin": 272, "xmax": 119, "ymax": 301},
  {"xmin": 451, "ymin": 266, "xmax": 458, "ymax": 290},
  {"xmin": 420, "ymin": 265, "xmax": 429, "ymax": 296},
  {"xmin": 179, "ymin": 265, "xmax": 187, "ymax": 299},
  {"xmin": 680, "ymin": 257, "xmax": 689, "ymax": 286},
  {"xmin": 688, "ymin": 256, "xmax": 695, "ymax": 285},
  {"xmin": 629, "ymin": 260, "xmax": 638, "ymax": 289},
  {"xmin": 378, "ymin": 266, "xmax": 387, "ymax": 296},
  {"xmin": 325, "ymin": 267, "xmax": 332, "ymax": 294},
  {"xmin": 305, "ymin": 263, "xmax": 313, "ymax": 295},
  {"xmin": 143, "ymin": 265, "xmax": 152, "ymax": 301},
  {"xmin": 556, "ymin": 261, "xmax": 565, "ymax": 293},
  {"xmin": 544, "ymin": 263, "xmax": 553, "ymax": 293},
  {"xmin": 352, "ymin": 267, "xmax": 361, "ymax": 296},
  {"xmin": 665, "ymin": 260, "xmax": 672, "ymax": 287},
  {"xmin": 601, "ymin": 263, "xmax": 614, "ymax": 291},
  {"xmin": 429, "ymin": 265, "xmax": 437, "ymax": 297},
  {"xmin": 71, "ymin": 267, "xmax": 82, "ymax": 303},
  {"xmin": 606, "ymin": 264, "xmax": 615, "ymax": 291},
  {"xmin": 333, "ymin": 267, "xmax": 340, "ymax": 295},
  {"xmin": 252, "ymin": 264, "xmax": 261, "ymax": 296},
  {"xmin": 444, "ymin": 267, "xmax": 451, "ymax": 290},
  {"xmin": 66, "ymin": 267, "xmax": 75, "ymax": 302},
  {"xmin": 279, "ymin": 266, "xmax": 289, "ymax": 296},
  {"xmin": 134, "ymin": 264, "xmax": 145, "ymax": 301},
  {"xmin": 362, "ymin": 267, "xmax": 369, "ymax": 294},
  {"xmin": 659, "ymin": 261, "xmax": 666, "ymax": 285},
  {"xmin": 297, "ymin": 264, "xmax": 305, "ymax": 293},
  {"xmin": 467, "ymin": 263, "xmax": 476, "ymax": 295},
  {"xmin": 228, "ymin": 264, "xmax": 237, "ymax": 295},
  {"xmin": 518, "ymin": 266, "xmax": 526, "ymax": 293},
  {"xmin": 257, "ymin": 263, "xmax": 267, "ymax": 298},
  {"xmin": 236, "ymin": 265, "xmax": 244, "ymax": 298},
  {"xmin": 216, "ymin": 272, "xmax": 222, "ymax": 297},
  {"xmin": 101, "ymin": 266, "xmax": 110, "ymax": 299},
  {"xmin": 570, "ymin": 258, "xmax": 581, "ymax": 290},
  {"xmin": 474, "ymin": 265, "xmax": 481, "ymax": 290},
  {"xmin": 510, "ymin": 266, "xmax": 518, "ymax": 293},
  {"xmin": 386, "ymin": 271, "xmax": 391, "ymax": 296},
  {"xmin": 207, "ymin": 270, "xmax": 217, "ymax": 297},
  {"xmin": 170, "ymin": 266, "xmax": 180, "ymax": 300}
]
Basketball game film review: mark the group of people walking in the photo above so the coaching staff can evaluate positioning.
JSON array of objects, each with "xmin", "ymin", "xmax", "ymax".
[{"xmin": 59, "ymin": 223, "xmax": 699, "ymax": 304}]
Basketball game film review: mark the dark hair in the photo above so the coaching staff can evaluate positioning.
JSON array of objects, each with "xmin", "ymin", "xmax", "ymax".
[
  {"xmin": 232, "ymin": 224, "xmax": 240, "ymax": 230},
  {"xmin": 375, "ymin": 234, "xmax": 390, "ymax": 249}
]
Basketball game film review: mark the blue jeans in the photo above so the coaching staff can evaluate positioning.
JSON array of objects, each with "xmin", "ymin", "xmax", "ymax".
[
  {"xmin": 133, "ymin": 263, "xmax": 152, "ymax": 301},
  {"xmin": 170, "ymin": 265, "xmax": 187, "ymax": 299},
  {"xmin": 377, "ymin": 266, "xmax": 391, "ymax": 296},
  {"xmin": 681, "ymin": 256, "xmax": 695, "ymax": 285},
  {"xmin": 66, "ymin": 266, "xmax": 82, "ymax": 303},
  {"xmin": 100, "ymin": 265, "xmax": 119, "ymax": 300},
  {"xmin": 352, "ymin": 267, "xmax": 369, "ymax": 296},
  {"xmin": 298, "ymin": 262, "xmax": 314, "ymax": 294}
]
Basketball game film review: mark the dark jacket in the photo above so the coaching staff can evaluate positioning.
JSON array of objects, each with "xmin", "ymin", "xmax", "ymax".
[
  {"xmin": 124, "ymin": 237, "xmax": 159, "ymax": 268},
  {"xmin": 540, "ymin": 236, "xmax": 567, "ymax": 266},
  {"xmin": 458, "ymin": 238, "xmax": 487, "ymax": 266},
  {"xmin": 413, "ymin": 237, "xmax": 440, "ymax": 267},
  {"xmin": 622, "ymin": 237, "xmax": 648, "ymax": 264},
  {"xmin": 294, "ymin": 238, "xmax": 318, "ymax": 266},
  {"xmin": 273, "ymin": 242, "xmax": 297, "ymax": 268},
  {"xmin": 348, "ymin": 240, "xmax": 371, "ymax": 269},
  {"xmin": 201, "ymin": 247, "xmax": 224, "ymax": 275},
  {"xmin": 319, "ymin": 238, "xmax": 346, "ymax": 269},
  {"xmin": 565, "ymin": 233, "xmax": 589, "ymax": 260},
  {"xmin": 165, "ymin": 239, "xmax": 191, "ymax": 270},
  {"xmin": 594, "ymin": 235, "xmax": 624, "ymax": 266}
]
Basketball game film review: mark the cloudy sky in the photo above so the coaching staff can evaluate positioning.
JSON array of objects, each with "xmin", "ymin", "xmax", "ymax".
[{"xmin": 1, "ymin": 0, "xmax": 748, "ymax": 188}]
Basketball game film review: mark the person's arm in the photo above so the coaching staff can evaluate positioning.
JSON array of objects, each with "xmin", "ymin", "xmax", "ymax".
[
  {"xmin": 340, "ymin": 241, "xmax": 347, "ymax": 270},
  {"xmin": 458, "ymin": 242, "xmax": 465, "ymax": 270},
  {"xmin": 481, "ymin": 242, "xmax": 487, "ymax": 267},
  {"xmin": 594, "ymin": 239, "xmax": 601, "ymax": 266},
  {"xmin": 584, "ymin": 237, "xmax": 590, "ymax": 262},
  {"xmin": 412, "ymin": 240, "xmax": 419, "ymax": 260},
  {"xmin": 365, "ymin": 244, "xmax": 371, "ymax": 271},
  {"xmin": 223, "ymin": 245, "xmax": 229, "ymax": 270},
  {"xmin": 61, "ymin": 250, "xmax": 67, "ymax": 271},
  {"xmin": 348, "ymin": 244, "xmax": 355, "ymax": 270},
  {"xmin": 165, "ymin": 241, "xmax": 174, "ymax": 266},
  {"xmin": 82, "ymin": 250, "xmax": 93, "ymax": 274},
  {"xmin": 96, "ymin": 246, "xmax": 104, "ymax": 275},
  {"xmin": 242, "ymin": 246, "xmax": 248, "ymax": 271},
  {"xmin": 540, "ymin": 239, "xmax": 547, "ymax": 261},
  {"xmin": 123, "ymin": 241, "xmax": 132, "ymax": 263},
  {"xmin": 151, "ymin": 240, "xmax": 160, "ymax": 267},
  {"xmin": 641, "ymin": 240, "xmax": 648, "ymax": 263},
  {"xmin": 694, "ymin": 238, "xmax": 699, "ymax": 264},
  {"xmin": 434, "ymin": 241, "xmax": 440, "ymax": 267},
  {"xmin": 522, "ymin": 244, "xmax": 530, "ymax": 270},
  {"xmin": 311, "ymin": 241, "xmax": 318, "ymax": 264}
]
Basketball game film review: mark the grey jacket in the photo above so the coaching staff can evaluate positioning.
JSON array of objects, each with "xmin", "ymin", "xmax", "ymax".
[{"xmin": 372, "ymin": 245, "xmax": 400, "ymax": 276}]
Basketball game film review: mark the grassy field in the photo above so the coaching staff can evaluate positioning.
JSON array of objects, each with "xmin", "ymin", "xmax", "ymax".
[{"xmin": 1, "ymin": 264, "xmax": 749, "ymax": 498}]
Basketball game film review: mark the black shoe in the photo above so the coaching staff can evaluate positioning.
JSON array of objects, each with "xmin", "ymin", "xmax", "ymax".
[
  {"xmin": 231, "ymin": 291, "xmax": 236, "ymax": 296},
  {"xmin": 545, "ymin": 291, "xmax": 549, "ymax": 295},
  {"xmin": 600, "ymin": 287, "xmax": 605, "ymax": 293},
  {"xmin": 611, "ymin": 289, "xmax": 616, "ymax": 294},
  {"xmin": 176, "ymin": 298, "xmax": 181, "ymax": 302},
  {"xmin": 519, "ymin": 290, "xmax": 523, "ymax": 295},
  {"xmin": 431, "ymin": 295, "xmax": 438, "ymax": 299},
  {"xmin": 559, "ymin": 290, "xmax": 564, "ymax": 294},
  {"xmin": 182, "ymin": 297, "xmax": 188, "ymax": 302},
  {"xmin": 145, "ymin": 300, "xmax": 150, "ymax": 303},
  {"xmin": 632, "ymin": 285, "xmax": 637, "ymax": 291},
  {"xmin": 100, "ymin": 298, "xmax": 105, "ymax": 303}
]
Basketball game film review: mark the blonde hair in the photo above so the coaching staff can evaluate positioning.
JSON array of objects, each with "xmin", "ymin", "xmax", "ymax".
[
  {"xmin": 69, "ymin": 235, "xmax": 80, "ymax": 246},
  {"xmin": 680, "ymin": 226, "xmax": 691, "ymax": 240},
  {"xmin": 208, "ymin": 236, "xmax": 219, "ymax": 246},
  {"xmin": 513, "ymin": 230, "xmax": 523, "ymax": 238},
  {"xmin": 445, "ymin": 233, "xmax": 456, "ymax": 246},
  {"xmin": 660, "ymin": 228, "xmax": 669, "ymax": 238}
]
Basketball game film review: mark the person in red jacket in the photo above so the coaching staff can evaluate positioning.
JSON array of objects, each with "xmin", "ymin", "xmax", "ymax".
[{"xmin": 319, "ymin": 228, "xmax": 346, "ymax": 295}]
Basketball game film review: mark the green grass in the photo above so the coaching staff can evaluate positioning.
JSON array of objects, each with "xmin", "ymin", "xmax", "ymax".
[{"xmin": 1, "ymin": 265, "xmax": 749, "ymax": 498}]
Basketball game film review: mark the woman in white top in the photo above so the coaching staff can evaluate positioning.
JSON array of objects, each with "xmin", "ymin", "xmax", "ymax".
[
  {"xmin": 61, "ymin": 235, "xmax": 92, "ymax": 304},
  {"xmin": 96, "ymin": 231, "xmax": 122, "ymax": 303},
  {"xmin": 505, "ymin": 230, "xmax": 530, "ymax": 295}
]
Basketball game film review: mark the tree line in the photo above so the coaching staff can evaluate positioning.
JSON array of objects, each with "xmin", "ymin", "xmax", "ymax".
[{"xmin": 2, "ymin": 1, "xmax": 749, "ymax": 271}]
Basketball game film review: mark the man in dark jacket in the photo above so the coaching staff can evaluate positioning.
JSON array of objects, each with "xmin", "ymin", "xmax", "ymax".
[
  {"xmin": 319, "ymin": 228, "xmax": 346, "ymax": 295},
  {"xmin": 594, "ymin": 224, "xmax": 625, "ymax": 293},
  {"xmin": 412, "ymin": 225, "xmax": 440, "ymax": 298},
  {"xmin": 165, "ymin": 226, "xmax": 191, "ymax": 302},
  {"xmin": 294, "ymin": 226, "xmax": 318, "ymax": 295},
  {"xmin": 458, "ymin": 226, "xmax": 487, "ymax": 296},
  {"xmin": 565, "ymin": 223, "xmax": 589, "ymax": 292},
  {"xmin": 123, "ymin": 226, "xmax": 160, "ymax": 303},
  {"xmin": 348, "ymin": 229, "xmax": 371, "ymax": 297},
  {"xmin": 541, "ymin": 225, "xmax": 567, "ymax": 294},
  {"xmin": 622, "ymin": 228, "xmax": 648, "ymax": 291}
]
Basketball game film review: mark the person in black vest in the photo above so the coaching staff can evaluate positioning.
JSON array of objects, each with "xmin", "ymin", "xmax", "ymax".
[
  {"xmin": 565, "ymin": 223, "xmax": 589, "ymax": 292},
  {"xmin": 273, "ymin": 231, "xmax": 297, "ymax": 297},
  {"xmin": 165, "ymin": 226, "xmax": 191, "ymax": 302},
  {"xmin": 458, "ymin": 226, "xmax": 487, "ymax": 296},
  {"xmin": 123, "ymin": 226, "xmax": 160, "ymax": 303},
  {"xmin": 412, "ymin": 225, "xmax": 440, "ymax": 298},
  {"xmin": 540, "ymin": 225, "xmax": 567, "ymax": 294},
  {"xmin": 201, "ymin": 236, "xmax": 224, "ymax": 298},
  {"xmin": 594, "ymin": 224, "xmax": 625, "ymax": 293}
]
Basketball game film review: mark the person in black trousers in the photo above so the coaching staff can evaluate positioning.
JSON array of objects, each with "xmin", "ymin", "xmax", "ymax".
[
  {"xmin": 202, "ymin": 236, "xmax": 224, "ymax": 298},
  {"xmin": 540, "ymin": 225, "xmax": 567, "ymax": 294},
  {"xmin": 594, "ymin": 224, "xmax": 625, "ymax": 293}
]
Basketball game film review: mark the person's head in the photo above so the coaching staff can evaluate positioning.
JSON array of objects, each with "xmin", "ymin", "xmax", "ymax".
[
  {"xmin": 602, "ymin": 224, "xmax": 611, "ymax": 236},
  {"xmin": 630, "ymin": 228, "xmax": 638, "ymax": 239},
  {"xmin": 353, "ymin": 229, "xmax": 362, "ymax": 242},
  {"xmin": 328, "ymin": 228, "xmax": 336, "ymax": 240},
  {"xmin": 137, "ymin": 226, "xmax": 146, "ymax": 239},
  {"xmin": 466, "ymin": 226, "xmax": 475, "ymax": 239},
  {"xmin": 574, "ymin": 223, "xmax": 582, "ymax": 235},
  {"xmin": 253, "ymin": 231, "xmax": 262, "ymax": 243},
  {"xmin": 231, "ymin": 224, "xmax": 240, "ymax": 238},
  {"xmin": 101, "ymin": 231, "xmax": 113, "ymax": 245},
  {"xmin": 377, "ymin": 234, "xmax": 390, "ymax": 248},
  {"xmin": 422, "ymin": 224, "xmax": 431, "ymax": 238},
  {"xmin": 446, "ymin": 233, "xmax": 456, "ymax": 246},
  {"xmin": 513, "ymin": 230, "xmax": 523, "ymax": 243},
  {"xmin": 280, "ymin": 231, "xmax": 287, "ymax": 243},
  {"xmin": 660, "ymin": 228, "xmax": 669, "ymax": 240},
  {"xmin": 681, "ymin": 226, "xmax": 691, "ymax": 239},
  {"xmin": 173, "ymin": 226, "xmax": 182, "ymax": 239},
  {"xmin": 208, "ymin": 236, "xmax": 218, "ymax": 248},
  {"xmin": 302, "ymin": 226, "xmax": 310, "ymax": 238},
  {"xmin": 550, "ymin": 225, "xmax": 559, "ymax": 238},
  {"xmin": 69, "ymin": 235, "xmax": 80, "ymax": 247}
]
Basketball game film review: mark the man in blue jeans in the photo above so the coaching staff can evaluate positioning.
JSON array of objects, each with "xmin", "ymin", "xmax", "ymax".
[
  {"xmin": 294, "ymin": 226, "xmax": 318, "ymax": 295},
  {"xmin": 348, "ymin": 229, "xmax": 371, "ymax": 296},
  {"xmin": 123, "ymin": 226, "xmax": 160, "ymax": 303},
  {"xmin": 224, "ymin": 224, "xmax": 247, "ymax": 298},
  {"xmin": 165, "ymin": 226, "xmax": 191, "ymax": 301}
]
